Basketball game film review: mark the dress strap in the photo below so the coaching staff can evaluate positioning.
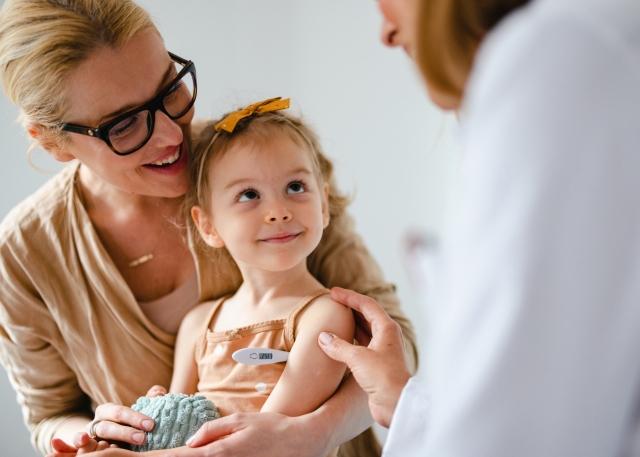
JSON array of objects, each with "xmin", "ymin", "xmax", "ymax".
[
  {"xmin": 204, "ymin": 295, "xmax": 230, "ymax": 331},
  {"xmin": 194, "ymin": 296, "xmax": 229, "ymax": 360},
  {"xmin": 283, "ymin": 289, "xmax": 330, "ymax": 351}
]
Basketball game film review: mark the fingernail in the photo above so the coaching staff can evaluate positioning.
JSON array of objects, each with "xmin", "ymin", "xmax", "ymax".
[
  {"xmin": 133, "ymin": 432, "xmax": 145, "ymax": 444},
  {"xmin": 142, "ymin": 419, "xmax": 154, "ymax": 431},
  {"xmin": 186, "ymin": 436, "xmax": 194, "ymax": 446},
  {"xmin": 319, "ymin": 332, "xmax": 334, "ymax": 345}
]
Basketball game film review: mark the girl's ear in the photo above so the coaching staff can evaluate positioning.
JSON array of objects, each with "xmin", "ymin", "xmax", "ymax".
[
  {"xmin": 321, "ymin": 182, "xmax": 330, "ymax": 229},
  {"xmin": 27, "ymin": 123, "xmax": 75, "ymax": 162},
  {"xmin": 191, "ymin": 206, "xmax": 225, "ymax": 248}
]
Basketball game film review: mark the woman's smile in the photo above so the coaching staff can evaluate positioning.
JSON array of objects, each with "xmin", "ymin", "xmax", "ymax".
[{"xmin": 142, "ymin": 141, "xmax": 188, "ymax": 175}]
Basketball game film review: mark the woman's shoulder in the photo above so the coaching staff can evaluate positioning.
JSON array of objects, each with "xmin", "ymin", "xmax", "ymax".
[{"xmin": 0, "ymin": 164, "xmax": 78, "ymax": 248}]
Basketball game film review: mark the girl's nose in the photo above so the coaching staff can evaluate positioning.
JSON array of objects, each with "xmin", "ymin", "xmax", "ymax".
[{"xmin": 265, "ymin": 207, "xmax": 293, "ymax": 223}]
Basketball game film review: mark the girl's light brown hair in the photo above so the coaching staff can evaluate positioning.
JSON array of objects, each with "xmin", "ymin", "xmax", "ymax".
[
  {"xmin": 416, "ymin": 0, "xmax": 531, "ymax": 105},
  {"xmin": 0, "ymin": 0, "xmax": 156, "ymax": 148},
  {"xmin": 185, "ymin": 110, "xmax": 349, "ymax": 255}
]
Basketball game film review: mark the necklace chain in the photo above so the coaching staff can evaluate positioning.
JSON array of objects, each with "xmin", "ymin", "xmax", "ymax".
[{"xmin": 128, "ymin": 253, "xmax": 154, "ymax": 268}]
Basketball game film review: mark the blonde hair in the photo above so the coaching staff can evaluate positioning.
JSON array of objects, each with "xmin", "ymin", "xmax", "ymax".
[
  {"xmin": 0, "ymin": 0, "xmax": 156, "ymax": 147},
  {"xmin": 186, "ymin": 110, "xmax": 349, "ymax": 255},
  {"xmin": 416, "ymin": 0, "xmax": 531, "ymax": 105}
]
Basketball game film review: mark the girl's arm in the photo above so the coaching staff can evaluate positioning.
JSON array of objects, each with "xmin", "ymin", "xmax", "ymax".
[
  {"xmin": 309, "ymin": 211, "xmax": 418, "ymax": 372},
  {"xmin": 260, "ymin": 296, "xmax": 355, "ymax": 416},
  {"xmin": 169, "ymin": 302, "xmax": 213, "ymax": 395}
]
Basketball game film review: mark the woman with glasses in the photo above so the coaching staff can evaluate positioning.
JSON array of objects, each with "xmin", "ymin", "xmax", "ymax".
[{"xmin": 0, "ymin": 1, "xmax": 416, "ymax": 456}]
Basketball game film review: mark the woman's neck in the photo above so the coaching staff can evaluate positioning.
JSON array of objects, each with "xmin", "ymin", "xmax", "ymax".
[
  {"xmin": 234, "ymin": 261, "xmax": 324, "ymax": 308},
  {"xmin": 78, "ymin": 164, "xmax": 183, "ymax": 221}
]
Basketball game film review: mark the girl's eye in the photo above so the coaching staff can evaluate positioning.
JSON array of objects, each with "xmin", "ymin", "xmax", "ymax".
[
  {"xmin": 287, "ymin": 181, "xmax": 306, "ymax": 194},
  {"xmin": 238, "ymin": 189, "xmax": 260, "ymax": 202}
]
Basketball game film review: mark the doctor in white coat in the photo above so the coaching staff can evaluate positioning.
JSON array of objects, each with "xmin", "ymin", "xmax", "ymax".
[{"xmin": 318, "ymin": 0, "xmax": 640, "ymax": 455}]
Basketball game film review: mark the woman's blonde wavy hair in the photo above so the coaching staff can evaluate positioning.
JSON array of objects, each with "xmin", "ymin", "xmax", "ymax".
[
  {"xmin": 0, "ymin": 0, "xmax": 156, "ymax": 150},
  {"xmin": 185, "ymin": 110, "xmax": 350, "ymax": 259}
]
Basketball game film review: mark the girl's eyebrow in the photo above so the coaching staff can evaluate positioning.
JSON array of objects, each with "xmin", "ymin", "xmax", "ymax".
[
  {"xmin": 223, "ymin": 167, "xmax": 313, "ymax": 191},
  {"xmin": 224, "ymin": 177, "xmax": 253, "ymax": 191},
  {"xmin": 287, "ymin": 167, "xmax": 313, "ymax": 176}
]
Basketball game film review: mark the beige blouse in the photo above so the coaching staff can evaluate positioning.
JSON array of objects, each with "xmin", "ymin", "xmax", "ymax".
[{"xmin": 0, "ymin": 162, "xmax": 417, "ymax": 456}]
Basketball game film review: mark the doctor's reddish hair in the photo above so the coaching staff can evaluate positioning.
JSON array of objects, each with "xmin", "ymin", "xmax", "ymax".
[{"xmin": 416, "ymin": 0, "xmax": 531, "ymax": 105}]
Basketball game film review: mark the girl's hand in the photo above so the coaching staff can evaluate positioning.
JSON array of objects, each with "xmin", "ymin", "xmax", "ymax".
[
  {"xmin": 47, "ymin": 433, "xmax": 115, "ymax": 457},
  {"xmin": 85, "ymin": 402, "xmax": 155, "ymax": 447},
  {"xmin": 145, "ymin": 384, "xmax": 168, "ymax": 398},
  {"xmin": 317, "ymin": 287, "xmax": 411, "ymax": 428}
]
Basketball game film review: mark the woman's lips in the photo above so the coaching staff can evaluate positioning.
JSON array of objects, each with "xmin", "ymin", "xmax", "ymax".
[
  {"xmin": 142, "ymin": 143, "xmax": 187, "ymax": 175},
  {"xmin": 146, "ymin": 148, "xmax": 180, "ymax": 167}
]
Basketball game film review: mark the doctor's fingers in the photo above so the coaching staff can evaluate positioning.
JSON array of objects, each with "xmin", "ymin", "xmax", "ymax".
[
  {"xmin": 318, "ymin": 333, "xmax": 402, "ymax": 395},
  {"xmin": 330, "ymin": 287, "xmax": 396, "ymax": 340},
  {"xmin": 354, "ymin": 319, "xmax": 373, "ymax": 346},
  {"xmin": 317, "ymin": 332, "xmax": 401, "ymax": 385}
]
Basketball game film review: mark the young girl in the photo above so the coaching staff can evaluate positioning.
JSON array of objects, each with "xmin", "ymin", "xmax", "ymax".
[
  {"xmin": 52, "ymin": 97, "xmax": 355, "ymax": 456},
  {"xmin": 172, "ymin": 97, "xmax": 355, "ymax": 419}
]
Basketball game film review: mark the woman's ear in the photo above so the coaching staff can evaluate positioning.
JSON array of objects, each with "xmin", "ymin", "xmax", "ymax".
[
  {"xmin": 27, "ymin": 122, "xmax": 75, "ymax": 162},
  {"xmin": 191, "ymin": 205, "xmax": 225, "ymax": 248},
  {"xmin": 321, "ymin": 182, "xmax": 330, "ymax": 229}
]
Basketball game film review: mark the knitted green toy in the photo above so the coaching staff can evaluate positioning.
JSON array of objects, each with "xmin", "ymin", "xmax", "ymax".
[{"xmin": 129, "ymin": 393, "xmax": 220, "ymax": 452}]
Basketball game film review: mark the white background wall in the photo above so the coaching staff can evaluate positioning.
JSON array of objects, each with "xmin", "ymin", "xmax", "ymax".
[{"xmin": 0, "ymin": 1, "xmax": 460, "ymax": 455}]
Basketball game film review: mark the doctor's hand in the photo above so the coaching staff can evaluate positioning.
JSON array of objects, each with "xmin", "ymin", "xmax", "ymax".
[{"xmin": 318, "ymin": 287, "xmax": 411, "ymax": 428}]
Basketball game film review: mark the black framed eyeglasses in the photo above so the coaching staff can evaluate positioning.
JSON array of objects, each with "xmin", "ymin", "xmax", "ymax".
[{"xmin": 61, "ymin": 52, "xmax": 197, "ymax": 156}]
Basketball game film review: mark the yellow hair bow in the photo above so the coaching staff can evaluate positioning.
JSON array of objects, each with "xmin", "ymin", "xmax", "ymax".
[{"xmin": 214, "ymin": 97, "xmax": 291, "ymax": 133}]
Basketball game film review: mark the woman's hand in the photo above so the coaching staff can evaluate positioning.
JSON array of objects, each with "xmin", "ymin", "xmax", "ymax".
[
  {"xmin": 85, "ymin": 402, "xmax": 155, "ymax": 447},
  {"xmin": 80, "ymin": 412, "xmax": 327, "ymax": 457},
  {"xmin": 184, "ymin": 411, "xmax": 327, "ymax": 457},
  {"xmin": 317, "ymin": 287, "xmax": 411, "ymax": 428},
  {"xmin": 47, "ymin": 432, "xmax": 116, "ymax": 457},
  {"xmin": 47, "ymin": 397, "xmax": 157, "ymax": 457}
]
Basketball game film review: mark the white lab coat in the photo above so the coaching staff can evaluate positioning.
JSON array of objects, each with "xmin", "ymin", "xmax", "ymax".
[{"xmin": 384, "ymin": 0, "xmax": 640, "ymax": 455}]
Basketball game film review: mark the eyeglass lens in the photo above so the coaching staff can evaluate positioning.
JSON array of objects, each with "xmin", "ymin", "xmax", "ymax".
[{"xmin": 108, "ymin": 62, "xmax": 195, "ymax": 154}]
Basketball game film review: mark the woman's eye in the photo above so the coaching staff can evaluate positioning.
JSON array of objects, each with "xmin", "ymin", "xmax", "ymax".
[
  {"xmin": 110, "ymin": 115, "xmax": 140, "ymax": 138},
  {"xmin": 164, "ymin": 81, "xmax": 183, "ymax": 101},
  {"xmin": 238, "ymin": 189, "xmax": 260, "ymax": 202},
  {"xmin": 287, "ymin": 181, "xmax": 306, "ymax": 194}
]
